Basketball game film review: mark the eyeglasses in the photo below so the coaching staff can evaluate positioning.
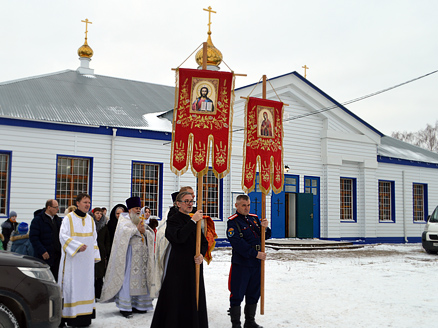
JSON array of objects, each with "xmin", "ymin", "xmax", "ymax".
[
  {"xmin": 179, "ymin": 200, "xmax": 195, "ymax": 205},
  {"xmin": 51, "ymin": 206, "xmax": 59, "ymax": 209}
]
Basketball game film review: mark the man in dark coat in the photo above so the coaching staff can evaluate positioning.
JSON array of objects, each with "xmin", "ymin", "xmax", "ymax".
[
  {"xmin": 227, "ymin": 194, "xmax": 271, "ymax": 328},
  {"xmin": 151, "ymin": 191, "xmax": 208, "ymax": 328},
  {"xmin": 29, "ymin": 199, "xmax": 62, "ymax": 281}
]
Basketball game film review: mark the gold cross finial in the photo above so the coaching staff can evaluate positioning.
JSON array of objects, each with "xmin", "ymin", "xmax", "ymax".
[
  {"xmin": 302, "ymin": 65, "xmax": 309, "ymax": 79},
  {"xmin": 81, "ymin": 18, "xmax": 93, "ymax": 40},
  {"xmin": 203, "ymin": 6, "xmax": 216, "ymax": 34}
]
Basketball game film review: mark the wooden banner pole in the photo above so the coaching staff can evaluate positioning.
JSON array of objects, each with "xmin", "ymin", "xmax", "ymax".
[
  {"xmin": 261, "ymin": 192, "xmax": 266, "ymax": 315},
  {"xmin": 195, "ymin": 42, "xmax": 208, "ymax": 311},
  {"xmin": 202, "ymin": 42, "xmax": 207, "ymax": 70},
  {"xmin": 260, "ymin": 75, "xmax": 267, "ymax": 315},
  {"xmin": 196, "ymin": 171, "xmax": 204, "ymax": 310}
]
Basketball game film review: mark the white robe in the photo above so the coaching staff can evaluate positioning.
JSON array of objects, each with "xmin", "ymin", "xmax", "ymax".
[
  {"xmin": 100, "ymin": 213, "xmax": 155, "ymax": 308},
  {"xmin": 58, "ymin": 211, "xmax": 99, "ymax": 320}
]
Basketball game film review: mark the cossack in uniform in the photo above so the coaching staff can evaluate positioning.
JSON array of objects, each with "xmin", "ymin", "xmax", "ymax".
[{"xmin": 227, "ymin": 212, "xmax": 271, "ymax": 307}]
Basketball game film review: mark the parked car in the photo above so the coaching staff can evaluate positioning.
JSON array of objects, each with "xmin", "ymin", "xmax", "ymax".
[
  {"xmin": 422, "ymin": 205, "xmax": 438, "ymax": 254},
  {"xmin": 0, "ymin": 251, "xmax": 62, "ymax": 327}
]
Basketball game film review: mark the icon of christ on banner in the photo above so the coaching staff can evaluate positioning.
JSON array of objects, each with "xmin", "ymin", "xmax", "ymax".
[{"xmin": 191, "ymin": 79, "xmax": 218, "ymax": 113}]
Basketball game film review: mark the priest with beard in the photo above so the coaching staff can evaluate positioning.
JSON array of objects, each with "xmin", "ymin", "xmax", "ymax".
[{"xmin": 100, "ymin": 196, "xmax": 155, "ymax": 318}]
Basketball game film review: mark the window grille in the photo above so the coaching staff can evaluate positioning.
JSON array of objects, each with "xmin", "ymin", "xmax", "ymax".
[
  {"xmin": 132, "ymin": 162, "xmax": 160, "ymax": 216},
  {"xmin": 197, "ymin": 168, "xmax": 219, "ymax": 220},
  {"xmin": 0, "ymin": 153, "xmax": 9, "ymax": 215},
  {"xmin": 379, "ymin": 181, "xmax": 392, "ymax": 222},
  {"xmin": 340, "ymin": 178, "xmax": 354, "ymax": 221},
  {"xmin": 56, "ymin": 156, "xmax": 90, "ymax": 214},
  {"xmin": 413, "ymin": 183, "xmax": 425, "ymax": 222}
]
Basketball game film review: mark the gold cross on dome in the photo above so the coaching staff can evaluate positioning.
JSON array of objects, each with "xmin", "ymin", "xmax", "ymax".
[
  {"xmin": 302, "ymin": 65, "xmax": 309, "ymax": 79},
  {"xmin": 81, "ymin": 18, "xmax": 93, "ymax": 39},
  {"xmin": 203, "ymin": 6, "xmax": 216, "ymax": 33}
]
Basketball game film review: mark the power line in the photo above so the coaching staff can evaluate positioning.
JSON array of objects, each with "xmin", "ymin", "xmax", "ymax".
[{"xmin": 233, "ymin": 69, "xmax": 438, "ymax": 132}]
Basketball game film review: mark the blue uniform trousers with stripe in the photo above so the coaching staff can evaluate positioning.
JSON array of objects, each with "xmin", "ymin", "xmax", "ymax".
[{"xmin": 229, "ymin": 263, "xmax": 261, "ymax": 307}]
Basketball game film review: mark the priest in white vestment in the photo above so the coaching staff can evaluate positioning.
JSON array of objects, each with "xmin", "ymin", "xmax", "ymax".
[
  {"xmin": 58, "ymin": 193, "xmax": 100, "ymax": 327},
  {"xmin": 100, "ymin": 196, "xmax": 155, "ymax": 318}
]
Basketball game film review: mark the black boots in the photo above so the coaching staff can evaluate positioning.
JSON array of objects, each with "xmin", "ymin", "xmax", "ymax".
[
  {"xmin": 228, "ymin": 305, "xmax": 242, "ymax": 328},
  {"xmin": 243, "ymin": 304, "xmax": 263, "ymax": 328}
]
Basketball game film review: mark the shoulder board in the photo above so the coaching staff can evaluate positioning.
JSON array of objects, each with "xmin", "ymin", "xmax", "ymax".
[
  {"xmin": 228, "ymin": 214, "xmax": 238, "ymax": 220},
  {"xmin": 248, "ymin": 213, "xmax": 259, "ymax": 218}
]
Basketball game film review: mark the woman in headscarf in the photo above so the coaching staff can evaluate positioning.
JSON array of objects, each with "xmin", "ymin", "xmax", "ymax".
[
  {"xmin": 91, "ymin": 207, "xmax": 110, "ymax": 299},
  {"xmin": 107, "ymin": 204, "xmax": 128, "ymax": 253}
]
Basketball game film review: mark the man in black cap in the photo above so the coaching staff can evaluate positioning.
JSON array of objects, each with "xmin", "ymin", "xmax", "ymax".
[{"xmin": 100, "ymin": 196, "xmax": 155, "ymax": 318}]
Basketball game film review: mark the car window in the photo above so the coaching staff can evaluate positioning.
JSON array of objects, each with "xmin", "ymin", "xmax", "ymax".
[{"xmin": 429, "ymin": 207, "xmax": 438, "ymax": 222}]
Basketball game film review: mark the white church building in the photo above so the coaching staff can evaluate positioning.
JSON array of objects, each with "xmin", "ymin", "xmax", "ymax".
[{"xmin": 1, "ymin": 33, "xmax": 436, "ymax": 244}]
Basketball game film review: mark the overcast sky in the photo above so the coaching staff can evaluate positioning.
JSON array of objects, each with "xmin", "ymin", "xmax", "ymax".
[{"xmin": 2, "ymin": 0, "xmax": 437, "ymax": 136}]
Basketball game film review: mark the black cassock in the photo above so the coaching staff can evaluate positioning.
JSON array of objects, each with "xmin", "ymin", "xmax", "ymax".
[{"xmin": 151, "ymin": 210, "xmax": 209, "ymax": 328}]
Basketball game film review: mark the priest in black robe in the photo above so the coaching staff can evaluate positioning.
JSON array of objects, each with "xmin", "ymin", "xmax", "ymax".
[{"xmin": 151, "ymin": 191, "xmax": 209, "ymax": 328}]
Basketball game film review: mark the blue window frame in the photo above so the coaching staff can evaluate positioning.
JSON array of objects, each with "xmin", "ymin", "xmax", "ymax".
[
  {"xmin": 340, "ymin": 177, "xmax": 357, "ymax": 222},
  {"xmin": 0, "ymin": 151, "xmax": 12, "ymax": 217},
  {"xmin": 413, "ymin": 183, "xmax": 428, "ymax": 222},
  {"xmin": 56, "ymin": 155, "xmax": 93, "ymax": 214},
  {"xmin": 379, "ymin": 180, "xmax": 395, "ymax": 223},
  {"xmin": 284, "ymin": 174, "xmax": 299, "ymax": 193},
  {"xmin": 131, "ymin": 161, "xmax": 163, "ymax": 219}
]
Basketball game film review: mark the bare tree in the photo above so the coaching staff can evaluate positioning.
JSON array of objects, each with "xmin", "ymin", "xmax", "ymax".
[
  {"xmin": 392, "ymin": 121, "xmax": 438, "ymax": 152},
  {"xmin": 417, "ymin": 121, "xmax": 438, "ymax": 152},
  {"xmin": 391, "ymin": 131, "xmax": 417, "ymax": 144}
]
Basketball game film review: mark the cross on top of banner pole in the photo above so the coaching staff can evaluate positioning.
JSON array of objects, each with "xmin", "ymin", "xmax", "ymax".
[{"xmin": 195, "ymin": 6, "xmax": 222, "ymax": 69}]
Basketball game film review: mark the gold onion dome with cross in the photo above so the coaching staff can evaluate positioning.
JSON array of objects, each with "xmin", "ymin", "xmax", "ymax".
[{"xmin": 78, "ymin": 18, "xmax": 93, "ymax": 58}]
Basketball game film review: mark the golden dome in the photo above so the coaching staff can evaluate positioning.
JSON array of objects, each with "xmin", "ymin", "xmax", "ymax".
[
  {"xmin": 78, "ymin": 39, "xmax": 93, "ymax": 58},
  {"xmin": 195, "ymin": 33, "xmax": 222, "ymax": 67}
]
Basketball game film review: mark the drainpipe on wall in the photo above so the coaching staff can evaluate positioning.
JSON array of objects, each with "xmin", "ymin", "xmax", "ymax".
[
  {"xmin": 110, "ymin": 128, "xmax": 117, "ymax": 208},
  {"xmin": 402, "ymin": 170, "xmax": 408, "ymax": 243}
]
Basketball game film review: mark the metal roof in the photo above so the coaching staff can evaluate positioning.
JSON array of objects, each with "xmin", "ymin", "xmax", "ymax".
[
  {"xmin": 378, "ymin": 136, "xmax": 438, "ymax": 164},
  {"xmin": 0, "ymin": 70, "xmax": 175, "ymax": 129}
]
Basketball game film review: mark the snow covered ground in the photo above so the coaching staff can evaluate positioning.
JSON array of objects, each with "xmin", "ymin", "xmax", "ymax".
[{"xmin": 91, "ymin": 243, "xmax": 437, "ymax": 327}]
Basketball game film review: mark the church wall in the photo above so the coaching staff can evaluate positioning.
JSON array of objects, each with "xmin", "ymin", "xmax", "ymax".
[
  {"xmin": 376, "ymin": 162, "xmax": 435, "ymax": 240},
  {"xmin": 0, "ymin": 125, "xmax": 106, "ymax": 222},
  {"xmin": 319, "ymin": 109, "xmax": 381, "ymax": 240}
]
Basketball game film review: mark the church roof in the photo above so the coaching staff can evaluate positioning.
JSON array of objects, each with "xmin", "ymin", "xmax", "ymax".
[
  {"xmin": 0, "ymin": 70, "xmax": 175, "ymax": 129},
  {"xmin": 378, "ymin": 135, "xmax": 438, "ymax": 164}
]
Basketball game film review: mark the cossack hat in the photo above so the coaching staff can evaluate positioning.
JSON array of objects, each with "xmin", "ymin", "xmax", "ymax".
[
  {"xmin": 126, "ymin": 196, "xmax": 141, "ymax": 210},
  {"xmin": 18, "ymin": 222, "xmax": 28, "ymax": 234}
]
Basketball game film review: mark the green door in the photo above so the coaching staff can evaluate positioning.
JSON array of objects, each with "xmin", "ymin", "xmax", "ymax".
[{"xmin": 296, "ymin": 193, "xmax": 314, "ymax": 238}]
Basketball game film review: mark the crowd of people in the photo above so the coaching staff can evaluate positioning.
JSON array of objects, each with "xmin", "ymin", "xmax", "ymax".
[{"xmin": 1, "ymin": 188, "xmax": 270, "ymax": 328}]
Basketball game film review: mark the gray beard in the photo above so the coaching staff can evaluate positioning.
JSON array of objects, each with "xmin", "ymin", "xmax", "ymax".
[{"xmin": 130, "ymin": 212, "xmax": 141, "ymax": 225}]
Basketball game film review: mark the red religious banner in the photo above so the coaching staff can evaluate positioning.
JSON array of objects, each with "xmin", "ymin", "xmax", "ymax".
[
  {"xmin": 242, "ymin": 97, "xmax": 284, "ymax": 194},
  {"xmin": 171, "ymin": 68, "xmax": 235, "ymax": 178}
]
